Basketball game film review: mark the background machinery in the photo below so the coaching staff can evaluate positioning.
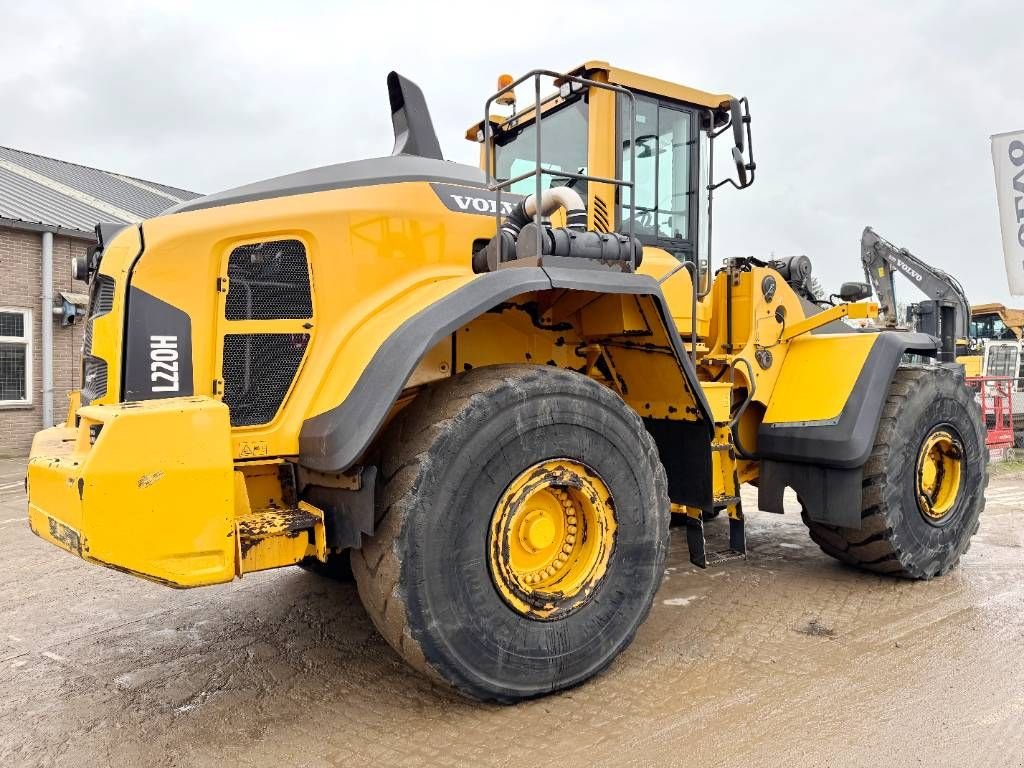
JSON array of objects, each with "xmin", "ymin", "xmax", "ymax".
[
  {"xmin": 971, "ymin": 303, "xmax": 1024, "ymax": 343},
  {"xmin": 27, "ymin": 63, "xmax": 987, "ymax": 702},
  {"xmin": 860, "ymin": 226, "xmax": 973, "ymax": 363}
]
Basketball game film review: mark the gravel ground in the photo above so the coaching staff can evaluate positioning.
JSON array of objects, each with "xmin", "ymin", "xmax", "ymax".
[{"xmin": 2, "ymin": 456, "xmax": 1022, "ymax": 768}]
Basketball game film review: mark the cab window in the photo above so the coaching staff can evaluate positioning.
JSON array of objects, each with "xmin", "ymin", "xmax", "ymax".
[
  {"xmin": 494, "ymin": 97, "xmax": 589, "ymax": 198},
  {"xmin": 618, "ymin": 94, "xmax": 696, "ymax": 246},
  {"xmin": 971, "ymin": 314, "xmax": 1015, "ymax": 341}
]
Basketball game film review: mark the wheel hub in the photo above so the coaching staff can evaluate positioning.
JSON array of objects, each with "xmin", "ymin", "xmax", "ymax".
[
  {"xmin": 916, "ymin": 428, "xmax": 964, "ymax": 522},
  {"xmin": 519, "ymin": 510, "xmax": 557, "ymax": 553},
  {"xmin": 489, "ymin": 459, "xmax": 616, "ymax": 620}
]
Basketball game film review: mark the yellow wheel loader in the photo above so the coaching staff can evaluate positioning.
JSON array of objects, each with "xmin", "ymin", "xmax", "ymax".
[{"xmin": 28, "ymin": 63, "xmax": 987, "ymax": 702}]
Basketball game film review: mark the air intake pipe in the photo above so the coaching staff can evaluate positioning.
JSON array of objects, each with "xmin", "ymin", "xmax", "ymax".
[{"xmin": 501, "ymin": 187, "xmax": 588, "ymax": 237}]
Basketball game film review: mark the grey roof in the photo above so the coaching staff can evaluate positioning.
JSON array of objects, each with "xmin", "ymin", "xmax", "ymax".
[{"xmin": 0, "ymin": 145, "xmax": 201, "ymax": 237}]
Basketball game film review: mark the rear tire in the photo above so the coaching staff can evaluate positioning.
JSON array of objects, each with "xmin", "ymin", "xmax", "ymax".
[
  {"xmin": 803, "ymin": 366, "xmax": 987, "ymax": 579},
  {"xmin": 352, "ymin": 365, "xmax": 670, "ymax": 702}
]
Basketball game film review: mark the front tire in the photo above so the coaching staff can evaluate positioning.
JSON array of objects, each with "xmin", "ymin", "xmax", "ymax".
[
  {"xmin": 803, "ymin": 366, "xmax": 987, "ymax": 579},
  {"xmin": 352, "ymin": 365, "xmax": 670, "ymax": 702}
]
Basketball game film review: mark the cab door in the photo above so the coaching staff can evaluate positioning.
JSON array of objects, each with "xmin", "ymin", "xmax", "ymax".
[{"xmin": 616, "ymin": 95, "xmax": 701, "ymax": 267}]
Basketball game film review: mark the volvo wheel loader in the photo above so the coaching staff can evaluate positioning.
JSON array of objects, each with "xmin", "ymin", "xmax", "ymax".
[{"xmin": 28, "ymin": 62, "xmax": 987, "ymax": 703}]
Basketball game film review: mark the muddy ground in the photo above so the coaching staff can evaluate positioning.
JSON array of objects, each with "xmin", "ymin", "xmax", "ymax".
[{"xmin": 2, "ymin": 457, "xmax": 1023, "ymax": 768}]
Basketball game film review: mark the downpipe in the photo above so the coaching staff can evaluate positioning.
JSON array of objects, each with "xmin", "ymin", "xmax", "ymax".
[{"xmin": 41, "ymin": 230, "xmax": 53, "ymax": 428}]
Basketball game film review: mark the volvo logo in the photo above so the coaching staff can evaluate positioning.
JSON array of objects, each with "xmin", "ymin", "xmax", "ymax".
[
  {"xmin": 1009, "ymin": 139, "xmax": 1024, "ymax": 247},
  {"xmin": 895, "ymin": 257, "xmax": 924, "ymax": 282},
  {"xmin": 430, "ymin": 183, "xmax": 523, "ymax": 216}
]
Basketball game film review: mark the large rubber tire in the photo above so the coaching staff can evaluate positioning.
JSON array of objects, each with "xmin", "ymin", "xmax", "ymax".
[
  {"xmin": 351, "ymin": 365, "xmax": 670, "ymax": 702},
  {"xmin": 803, "ymin": 366, "xmax": 987, "ymax": 579}
]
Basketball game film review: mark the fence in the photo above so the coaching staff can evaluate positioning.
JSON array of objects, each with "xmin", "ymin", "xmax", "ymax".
[{"xmin": 965, "ymin": 376, "xmax": 1022, "ymax": 449}]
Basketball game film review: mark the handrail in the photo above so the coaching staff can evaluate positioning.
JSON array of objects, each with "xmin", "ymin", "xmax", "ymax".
[{"xmin": 483, "ymin": 69, "xmax": 638, "ymax": 271}]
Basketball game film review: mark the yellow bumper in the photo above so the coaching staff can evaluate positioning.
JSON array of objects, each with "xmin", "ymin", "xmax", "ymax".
[{"xmin": 27, "ymin": 397, "xmax": 237, "ymax": 588}]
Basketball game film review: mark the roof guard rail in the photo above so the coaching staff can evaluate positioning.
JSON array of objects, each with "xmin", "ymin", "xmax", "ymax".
[{"xmin": 483, "ymin": 69, "xmax": 638, "ymax": 272}]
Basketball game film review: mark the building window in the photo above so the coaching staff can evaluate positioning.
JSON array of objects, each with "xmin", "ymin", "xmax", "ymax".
[{"xmin": 0, "ymin": 309, "xmax": 31, "ymax": 405}]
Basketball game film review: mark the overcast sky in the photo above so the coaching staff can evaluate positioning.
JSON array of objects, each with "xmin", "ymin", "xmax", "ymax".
[{"xmin": 2, "ymin": 0, "xmax": 1020, "ymax": 303}]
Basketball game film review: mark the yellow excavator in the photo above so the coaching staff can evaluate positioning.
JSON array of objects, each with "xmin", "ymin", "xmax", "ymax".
[{"xmin": 28, "ymin": 63, "xmax": 986, "ymax": 702}]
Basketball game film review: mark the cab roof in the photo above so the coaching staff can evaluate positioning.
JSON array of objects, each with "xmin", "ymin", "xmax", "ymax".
[
  {"xmin": 569, "ymin": 61, "xmax": 734, "ymax": 110},
  {"xmin": 465, "ymin": 61, "xmax": 734, "ymax": 141}
]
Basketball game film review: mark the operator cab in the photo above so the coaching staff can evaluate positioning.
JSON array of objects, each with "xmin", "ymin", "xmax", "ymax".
[{"xmin": 467, "ymin": 61, "xmax": 754, "ymax": 276}]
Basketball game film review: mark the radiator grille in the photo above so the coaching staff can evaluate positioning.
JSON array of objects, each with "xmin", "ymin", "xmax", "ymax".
[
  {"xmin": 92, "ymin": 275, "xmax": 115, "ymax": 315},
  {"xmin": 81, "ymin": 356, "xmax": 108, "ymax": 402},
  {"xmin": 81, "ymin": 275, "xmax": 115, "ymax": 405},
  {"xmin": 225, "ymin": 240, "xmax": 312, "ymax": 320},
  {"xmin": 222, "ymin": 333, "xmax": 309, "ymax": 426}
]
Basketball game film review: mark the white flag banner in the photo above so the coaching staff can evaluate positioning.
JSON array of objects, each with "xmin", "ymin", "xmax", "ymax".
[{"xmin": 991, "ymin": 130, "xmax": 1024, "ymax": 296}]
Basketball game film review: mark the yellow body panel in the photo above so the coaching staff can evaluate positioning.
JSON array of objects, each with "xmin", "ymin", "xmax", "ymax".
[
  {"xmin": 763, "ymin": 333, "xmax": 877, "ymax": 424},
  {"xmin": 131, "ymin": 182, "xmax": 490, "ymax": 459},
  {"xmin": 637, "ymin": 247, "xmax": 710, "ymax": 339}
]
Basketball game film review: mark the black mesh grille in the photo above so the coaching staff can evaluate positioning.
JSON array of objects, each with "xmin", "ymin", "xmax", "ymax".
[
  {"xmin": 222, "ymin": 333, "xmax": 308, "ymax": 426},
  {"xmin": 83, "ymin": 318, "xmax": 93, "ymax": 356},
  {"xmin": 225, "ymin": 240, "xmax": 312, "ymax": 320},
  {"xmin": 81, "ymin": 275, "xmax": 115, "ymax": 404},
  {"xmin": 92, "ymin": 275, "xmax": 115, "ymax": 316},
  {"xmin": 81, "ymin": 356, "xmax": 108, "ymax": 403}
]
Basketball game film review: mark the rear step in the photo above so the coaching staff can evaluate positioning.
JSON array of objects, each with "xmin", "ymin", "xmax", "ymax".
[
  {"xmin": 681, "ymin": 498, "xmax": 746, "ymax": 568},
  {"xmin": 235, "ymin": 502, "xmax": 326, "ymax": 575}
]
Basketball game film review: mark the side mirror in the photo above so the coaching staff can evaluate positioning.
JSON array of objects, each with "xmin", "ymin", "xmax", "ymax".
[
  {"xmin": 729, "ymin": 98, "xmax": 745, "ymax": 153},
  {"xmin": 839, "ymin": 281, "xmax": 872, "ymax": 302},
  {"xmin": 732, "ymin": 146, "xmax": 748, "ymax": 187}
]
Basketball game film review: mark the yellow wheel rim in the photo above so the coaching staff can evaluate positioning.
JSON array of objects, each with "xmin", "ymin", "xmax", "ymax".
[
  {"xmin": 489, "ymin": 459, "xmax": 617, "ymax": 620},
  {"xmin": 915, "ymin": 428, "xmax": 964, "ymax": 521}
]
